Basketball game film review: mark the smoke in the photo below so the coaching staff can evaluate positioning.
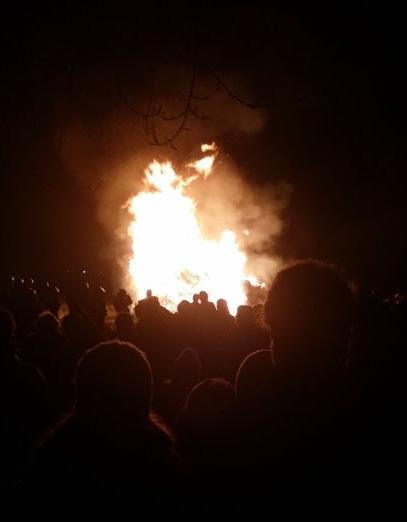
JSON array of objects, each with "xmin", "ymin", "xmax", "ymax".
[
  {"xmin": 58, "ymin": 64, "xmax": 291, "ymax": 291},
  {"xmin": 191, "ymin": 155, "xmax": 291, "ymax": 282}
]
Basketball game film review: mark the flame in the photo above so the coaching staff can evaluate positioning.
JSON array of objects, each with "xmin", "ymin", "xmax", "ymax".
[
  {"xmin": 187, "ymin": 155, "xmax": 215, "ymax": 177},
  {"xmin": 187, "ymin": 143, "xmax": 218, "ymax": 177},
  {"xmin": 201, "ymin": 142, "xmax": 217, "ymax": 152},
  {"xmin": 127, "ymin": 146, "xmax": 258, "ymax": 313}
]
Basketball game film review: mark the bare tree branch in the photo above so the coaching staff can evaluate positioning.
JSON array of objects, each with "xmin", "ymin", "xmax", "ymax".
[
  {"xmin": 203, "ymin": 62, "xmax": 320, "ymax": 109},
  {"xmin": 141, "ymin": 64, "xmax": 210, "ymax": 148},
  {"xmin": 117, "ymin": 53, "xmax": 322, "ymax": 149}
]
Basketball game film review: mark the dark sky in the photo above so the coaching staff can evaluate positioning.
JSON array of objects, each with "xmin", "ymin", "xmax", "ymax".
[{"xmin": 0, "ymin": 3, "xmax": 405, "ymax": 289}]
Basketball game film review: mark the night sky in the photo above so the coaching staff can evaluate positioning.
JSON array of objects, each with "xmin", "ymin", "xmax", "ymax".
[{"xmin": 0, "ymin": 3, "xmax": 405, "ymax": 290}]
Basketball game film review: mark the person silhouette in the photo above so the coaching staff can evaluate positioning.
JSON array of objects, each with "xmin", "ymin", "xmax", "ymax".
[{"xmin": 33, "ymin": 341, "xmax": 180, "ymax": 501}]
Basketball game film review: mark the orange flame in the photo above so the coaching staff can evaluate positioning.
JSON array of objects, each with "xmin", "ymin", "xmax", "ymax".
[
  {"xmin": 187, "ymin": 142, "xmax": 218, "ymax": 177},
  {"xmin": 187, "ymin": 155, "xmax": 215, "ymax": 178},
  {"xmin": 201, "ymin": 142, "xmax": 217, "ymax": 152},
  {"xmin": 127, "ymin": 146, "xmax": 258, "ymax": 313}
]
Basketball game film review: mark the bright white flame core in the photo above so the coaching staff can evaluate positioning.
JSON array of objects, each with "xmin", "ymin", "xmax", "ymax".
[
  {"xmin": 127, "ymin": 149, "xmax": 259, "ymax": 313},
  {"xmin": 187, "ymin": 155, "xmax": 215, "ymax": 177}
]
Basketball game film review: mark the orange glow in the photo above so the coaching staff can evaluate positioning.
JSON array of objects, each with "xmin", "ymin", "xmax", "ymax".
[{"xmin": 127, "ymin": 146, "xmax": 260, "ymax": 313}]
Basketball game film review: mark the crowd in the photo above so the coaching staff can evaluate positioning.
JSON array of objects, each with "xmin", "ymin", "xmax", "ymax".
[{"xmin": 0, "ymin": 261, "xmax": 405, "ymax": 511}]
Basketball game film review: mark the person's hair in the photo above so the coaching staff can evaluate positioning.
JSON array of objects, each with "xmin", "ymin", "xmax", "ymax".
[
  {"xmin": 217, "ymin": 299, "xmax": 229, "ymax": 313},
  {"xmin": 35, "ymin": 311, "xmax": 60, "ymax": 334},
  {"xmin": 115, "ymin": 312, "xmax": 134, "ymax": 331},
  {"xmin": 236, "ymin": 305, "xmax": 254, "ymax": 325},
  {"xmin": 199, "ymin": 291, "xmax": 209, "ymax": 303},
  {"xmin": 265, "ymin": 260, "xmax": 354, "ymax": 370},
  {"xmin": 177, "ymin": 300, "xmax": 191, "ymax": 314},
  {"xmin": 235, "ymin": 349, "xmax": 274, "ymax": 402},
  {"xmin": 180, "ymin": 378, "xmax": 236, "ymax": 424},
  {"xmin": 62, "ymin": 312, "xmax": 83, "ymax": 337},
  {"xmin": 173, "ymin": 348, "xmax": 202, "ymax": 383},
  {"xmin": 76, "ymin": 341, "xmax": 153, "ymax": 422}
]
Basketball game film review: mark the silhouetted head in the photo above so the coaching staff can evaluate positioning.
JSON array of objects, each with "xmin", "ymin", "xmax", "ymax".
[
  {"xmin": 135, "ymin": 295, "xmax": 160, "ymax": 320},
  {"xmin": 182, "ymin": 378, "xmax": 236, "ymax": 424},
  {"xmin": 146, "ymin": 289, "xmax": 152, "ymax": 298},
  {"xmin": 61, "ymin": 312, "xmax": 83, "ymax": 338},
  {"xmin": 264, "ymin": 261, "xmax": 354, "ymax": 371},
  {"xmin": 216, "ymin": 298, "xmax": 229, "ymax": 314},
  {"xmin": 177, "ymin": 300, "xmax": 191, "ymax": 315},
  {"xmin": 253, "ymin": 304, "xmax": 265, "ymax": 322},
  {"xmin": 235, "ymin": 349, "xmax": 274, "ymax": 403},
  {"xmin": 192, "ymin": 294, "xmax": 199, "ymax": 305},
  {"xmin": 76, "ymin": 341, "xmax": 152, "ymax": 424},
  {"xmin": 150, "ymin": 295, "xmax": 160, "ymax": 307},
  {"xmin": 114, "ymin": 288, "xmax": 132, "ymax": 305},
  {"xmin": 35, "ymin": 311, "xmax": 60, "ymax": 335},
  {"xmin": 173, "ymin": 348, "xmax": 202, "ymax": 385},
  {"xmin": 199, "ymin": 291, "xmax": 209, "ymax": 304},
  {"xmin": 115, "ymin": 312, "xmax": 134, "ymax": 336},
  {"xmin": 236, "ymin": 305, "xmax": 254, "ymax": 327},
  {"xmin": 0, "ymin": 307, "xmax": 16, "ymax": 355},
  {"xmin": 69, "ymin": 303, "xmax": 87, "ymax": 317}
]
